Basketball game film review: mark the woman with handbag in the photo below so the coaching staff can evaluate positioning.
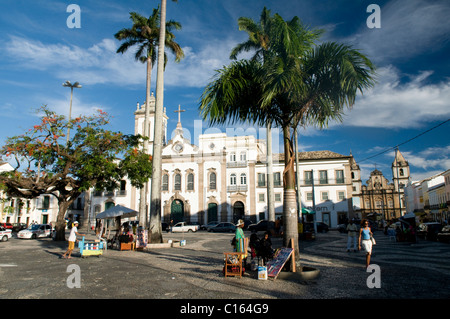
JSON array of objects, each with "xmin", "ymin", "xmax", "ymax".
[{"xmin": 358, "ymin": 219, "xmax": 374, "ymax": 268}]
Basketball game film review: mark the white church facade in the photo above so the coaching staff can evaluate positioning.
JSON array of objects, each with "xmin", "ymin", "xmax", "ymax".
[{"xmin": 88, "ymin": 96, "xmax": 362, "ymax": 228}]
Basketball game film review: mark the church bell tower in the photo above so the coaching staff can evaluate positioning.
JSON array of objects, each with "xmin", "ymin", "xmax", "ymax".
[{"xmin": 392, "ymin": 148, "xmax": 410, "ymax": 192}]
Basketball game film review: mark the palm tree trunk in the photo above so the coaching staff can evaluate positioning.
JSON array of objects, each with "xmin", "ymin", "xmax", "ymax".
[
  {"xmin": 294, "ymin": 127, "xmax": 302, "ymax": 222},
  {"xmin": 139, "ymin": 56, "xmax": 153, "ymax": 228},
  {"xmin": 266, "ymin": 122, "xmax": 275, "ymax": 222},
  {"xmin": 149, "ymin": 0, "xmax": 167, "ymax": 243},
  {"xmin": 282, "ymin": 125, "xmax": 300, "ymax": 270}
]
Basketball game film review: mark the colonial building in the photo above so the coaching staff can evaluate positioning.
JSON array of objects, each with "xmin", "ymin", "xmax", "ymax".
[
  {"xmin": 405, "ymin": 170, "xmax": 449, "ymax": 223},
  {"xmin": 0, "ymin": 161, "xmax": 85, "ymax": 226},
  {"xmin": 88, "ymin": 96, "xmax": 362, "ymax": 228},
  {"xmin": 357, "ymin": 149, "xmax": 410, "ymax": 220}
]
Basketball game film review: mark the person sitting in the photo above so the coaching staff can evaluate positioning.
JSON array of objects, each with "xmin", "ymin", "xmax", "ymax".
[
  {"xmin": 119, "ymin": 227, "xmax": 133, "ymax": 243},
  {"xmin": 249, "ymin": 233, "xmax": 260, "ymax": 259},
  {"xmin": 259, "ymin": 231, "xmax": 274, "ymax": 263}
]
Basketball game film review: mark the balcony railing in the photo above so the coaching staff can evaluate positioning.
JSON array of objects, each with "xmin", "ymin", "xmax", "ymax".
[
  {"xmin": 227, "ymin": 185, "xmax": 248, "ymax": 192},
  {"xmin": 226, "ymin": 161, "xmax": 248, "ymax": 168}
]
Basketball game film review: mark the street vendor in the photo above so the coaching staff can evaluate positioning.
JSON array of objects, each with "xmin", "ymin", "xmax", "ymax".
[
  {"xmin": 61, "ymin": 221, "xmax": 85, "ymax": 259},
  {"xmin": 234, "ymin": 219, "xmax": 247, "ymax": 259}
]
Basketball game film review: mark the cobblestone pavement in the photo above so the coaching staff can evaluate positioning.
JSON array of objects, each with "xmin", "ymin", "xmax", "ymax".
[{"xmin": 0, "ymin": 229, "xmax": 449, "ymax": 300}]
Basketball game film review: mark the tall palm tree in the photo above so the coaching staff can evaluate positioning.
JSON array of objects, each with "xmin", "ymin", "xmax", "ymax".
[
  {"xmin": 230, "ymin": 7, "xmax": 322, "ymax": 226},
  {"xmin": 200, "ymin": 12, "xmax": 376, "ymax": 268},
  {"xmin": 150, "ymin": 0, "xmax": 180, "ymax": 243},
  {"xmin": 115, "ymin": 7, "xmax": 184, "ymax": 228}
]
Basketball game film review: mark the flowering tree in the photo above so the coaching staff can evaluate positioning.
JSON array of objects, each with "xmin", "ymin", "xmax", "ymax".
[{"xmin": 0, "ymin": 106, "xmax": 152, "ymax": 241}]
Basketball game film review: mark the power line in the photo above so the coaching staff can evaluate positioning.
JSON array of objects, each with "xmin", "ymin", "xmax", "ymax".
[{"xmin": 358, "ymin": 118, "xmax": 450, "ymax": 163}]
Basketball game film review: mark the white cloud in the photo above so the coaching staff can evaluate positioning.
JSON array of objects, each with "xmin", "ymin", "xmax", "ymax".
[
  {"xmin": 343, "ymin": 66, "xmax": 450, "ymax": 129},
  {"xmin": 402, "ymin": 146, "xmax": 450, "ymax": 171},
  {"xmin": 164, "ymin": 38, "xmax": 249, "ymax": 88},
  {"xmin": 35, "ymin": 95, "xmax": 109, "ymax": 120},
  {"xmin": 4, "ymin": 35, "xmax": 240, "ymax": 90},
  {"xmin": 352, "ymin": 0, "xmax": 450, "ymax": 62},
  {"xmin": 5, "ymin": 36, "xmax": 145, "ymax": 86}
]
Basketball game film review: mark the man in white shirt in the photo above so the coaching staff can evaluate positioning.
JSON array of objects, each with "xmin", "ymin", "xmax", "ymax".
[
  {"xmin": 346, "ymin": 219, "xmax": 358, "ymax": 252},
  {"xmin": 61, "ymin": 221, "xmax": 85, "ymax": 259}
]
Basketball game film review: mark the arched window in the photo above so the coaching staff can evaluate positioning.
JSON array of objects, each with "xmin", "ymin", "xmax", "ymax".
[
  {"xmin": 174, "ymin": 173, "xmax": 181, "ymax": 191},
  {"xmin": 187, "ymin": 173, "xmax": 194, "ymax": 191},
  {"xmin": 399, "ymin": 168, "xmax": 404, "ymax": 176},
  {"xmin": 209, "ymin": 172, "xmax": 216, "ymax": 190},
  {"xmin": 230, "ymin": 173, "xmax": 236, "ymax": 185},
  {"xmin": 162, "ymin": 174, "xmax": 169, "ymax": 191}
]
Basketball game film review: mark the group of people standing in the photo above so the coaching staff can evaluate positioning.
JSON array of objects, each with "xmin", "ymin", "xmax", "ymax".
[
  {"xmin": 233, "ymin": 219, "xmax": 274, "ymax": 269},
  {"xmin": 234, "ymin": 218, "xmax": 375, "ymax": 270}
]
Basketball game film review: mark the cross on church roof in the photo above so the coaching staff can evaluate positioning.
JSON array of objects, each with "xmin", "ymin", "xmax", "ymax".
[
  {"xmin": 174, "ymin": 104, "xmax": 185, "ymax": 123},
  {"xmin": 174, "ymin": 104, "xmax": 185, "ymax": 130}
]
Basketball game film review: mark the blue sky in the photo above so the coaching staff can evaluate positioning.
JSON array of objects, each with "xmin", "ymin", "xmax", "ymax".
[{"xmin": 1, "ymin": 0, "xmax": 449, "ymax": 183}]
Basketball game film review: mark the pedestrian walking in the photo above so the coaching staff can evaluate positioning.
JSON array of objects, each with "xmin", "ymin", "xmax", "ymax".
[
  {"xmin": 346, "ymin": 219, "xmax": 358, "ymax": 252},
  {"xmin": 61, "ymin": 221, "xmax": 85, "ymax": 259},
  {"xmin": 358, "ymin": 219, "xmax": 373, "ymax": 268}
]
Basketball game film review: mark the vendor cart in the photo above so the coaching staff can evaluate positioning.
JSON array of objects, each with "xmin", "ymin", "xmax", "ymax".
[{"xmin": 78, "ymin": 236, "xmax": 105, "ymax": 258}]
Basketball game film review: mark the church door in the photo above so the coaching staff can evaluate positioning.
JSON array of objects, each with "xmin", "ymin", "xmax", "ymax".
[
  {"xmin": 207, "ymin": 203, "xmax": 218, "ymax": 223},
  {"xmin": 171, "ymin": 199, "xmax": 184, "ymax": 224},
  {"xmin": 233, "ymin": 201, "xmax": 245, "ymax": 223}
]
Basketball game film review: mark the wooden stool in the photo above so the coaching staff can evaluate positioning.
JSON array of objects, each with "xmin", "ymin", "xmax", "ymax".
[
  {"xmin": 224, "ymin": 252, "xmax": 245, "ymax": 278},
  {"xmin": 120, "ymin": 242, "xmax": 135, "ymax": 251}
]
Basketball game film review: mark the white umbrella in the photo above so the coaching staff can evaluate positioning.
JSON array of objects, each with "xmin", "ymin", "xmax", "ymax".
[{"xmin": 96, "ymin": 205, "xmax": 138, "ymax": 219}]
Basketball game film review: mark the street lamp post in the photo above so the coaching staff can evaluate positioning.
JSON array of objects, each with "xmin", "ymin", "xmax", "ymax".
[{"xmin": 62, "ymin": 80, "xmax": 82, "ymax": 144}]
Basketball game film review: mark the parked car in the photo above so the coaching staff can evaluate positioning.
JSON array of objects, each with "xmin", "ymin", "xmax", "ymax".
[
  {"xmin": 0, "ymin": 226, "xmax": 13, "ymax": 242},
  {"xmin": 200, "ymin": 221, "xmax": 219, "ymax": 231},
  {"xmin": 248, "ymin": 220, "xmax": 269, "ymax": 233},
  {"xmin": 417, "ymin": 222, "xmax": 443, "ymax": 241},
  {"xmin": 171, "ymin": 222, "xmax": 199, "ymax": 233},
  {"xmin": 12, "ymin": 223, "xmax": 27, "ymax": 232},
  {"xmin": 0, "ymin": 222, "xmax": 13, "ymax": 230},
  {"xmin": 304, "ymin": 222, "xmax": 329, "ymax": 233},
  {"xmin": 17, "ymin": 224, "xmax": 53, "ymax": 239},
  {"xmin": 437, "ymin": 225, "xmax": 450, "ymax": 243},
  {"xmin": 208, "ymin": 222, "xmax": 236, "ymax": 233}
]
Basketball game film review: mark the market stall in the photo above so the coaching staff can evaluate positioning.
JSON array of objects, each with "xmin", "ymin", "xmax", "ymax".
[{"xmin": 96, "ymin": 205, "xmax": 138, "ymax": 250}]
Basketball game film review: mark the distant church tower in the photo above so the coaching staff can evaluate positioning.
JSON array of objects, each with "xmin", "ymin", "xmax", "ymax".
[
  {"xmin": 392, "ymin": 148, "xmax": 410, "ymax": 216},
  {"xmin": 392, "ymin": 148, "xmax": 410, "ymax": 192}
]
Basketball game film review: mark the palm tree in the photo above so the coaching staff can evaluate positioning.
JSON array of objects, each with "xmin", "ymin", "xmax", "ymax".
[
  {"xmin": 150, "ymin": 0, "xmax": 180, "ymax": 243},
  {"xmin": 115, "ymin": 7, "xmax": 184, "ymax": 228},
  {"xmin": 200, "ymin": 12, "xmax": 376, "ymax": 268},
  {"xmin": 230, "ymin": 7, "xmax": 322, "ymax": 226}
]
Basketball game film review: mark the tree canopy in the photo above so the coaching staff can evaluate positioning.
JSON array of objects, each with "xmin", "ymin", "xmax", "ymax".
[{"xmin": 0, "ymin": 105, "xmax": 153, "ymax": 240}]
